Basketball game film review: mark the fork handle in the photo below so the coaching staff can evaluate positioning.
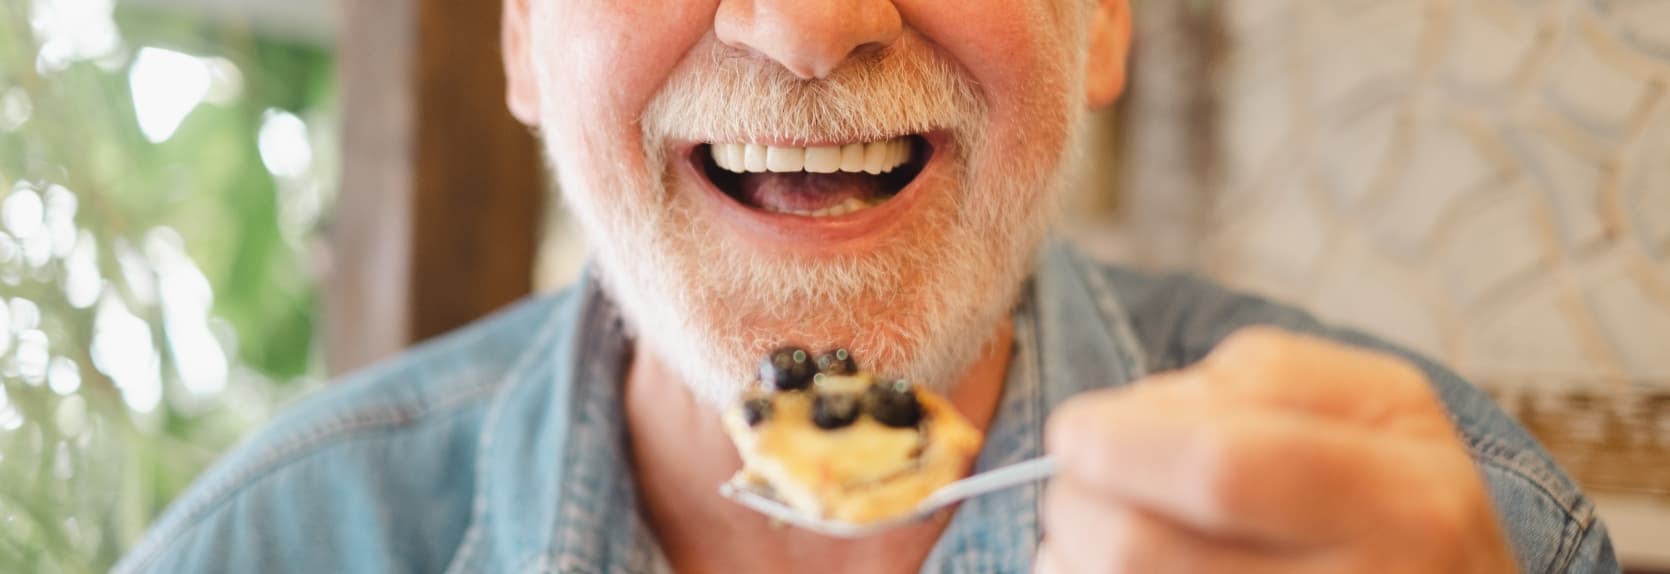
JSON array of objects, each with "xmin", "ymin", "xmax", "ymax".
[{"xmin": 918, "ymin": 456, "xmax": 1058, "ymax": 511}]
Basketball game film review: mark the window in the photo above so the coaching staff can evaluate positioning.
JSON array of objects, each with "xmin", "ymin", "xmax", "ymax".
[{"xmin": 0, "ymin": 2, "xmax": 333, "ymax": 570}]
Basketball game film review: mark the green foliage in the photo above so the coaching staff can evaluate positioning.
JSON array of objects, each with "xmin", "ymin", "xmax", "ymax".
[{"xmin": 0, "ymin": 3, "xmax": 332, "ymax": 571}]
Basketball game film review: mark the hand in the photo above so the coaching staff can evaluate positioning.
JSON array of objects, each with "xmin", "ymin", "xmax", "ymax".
[{"xmin": 1036, "ymin": 327, "xmax": 1517, "ymax": 573}]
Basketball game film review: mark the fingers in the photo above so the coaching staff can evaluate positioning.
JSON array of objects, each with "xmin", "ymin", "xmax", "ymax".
[
  {"xmin": 1199, "ymin": 327, "xmax": 1449, "ymax": 432},
  {"xmin": 1037, "ymin": 327, "xmax": 1512, "ymax": 573},
  {"xmin": 1047, "ymin": 386, "xmax": 1471, "ymax": 543},
  {"xmin": 1037, "ymin": 477, "xmax": 1300, "ymax": 574}
]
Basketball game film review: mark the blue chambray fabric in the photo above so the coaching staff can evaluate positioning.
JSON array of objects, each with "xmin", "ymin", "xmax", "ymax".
[{"xmin": 114, "ymin": 240, "xmax": 1619, "ymax": 573}]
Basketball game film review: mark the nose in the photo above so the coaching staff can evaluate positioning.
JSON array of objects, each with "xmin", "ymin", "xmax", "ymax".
[{"xmin": 715, "ymin": 0, "xmax": 903, "ymax": 79}]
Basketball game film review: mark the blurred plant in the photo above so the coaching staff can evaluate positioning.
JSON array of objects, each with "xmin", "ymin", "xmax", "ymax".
[{"xmin": 0, "ymin": 1, "xmax": 334, "ymax": 571}]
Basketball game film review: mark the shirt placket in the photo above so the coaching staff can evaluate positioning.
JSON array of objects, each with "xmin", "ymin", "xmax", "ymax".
[{"xmin": 920, "ymin": 291, "xmax": 1047, "ymax": 573}]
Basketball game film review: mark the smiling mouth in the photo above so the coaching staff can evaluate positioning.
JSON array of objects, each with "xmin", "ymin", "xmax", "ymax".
[{"xmin": 694, "ymin": 136, "xmax": 933, "ymax": 218}]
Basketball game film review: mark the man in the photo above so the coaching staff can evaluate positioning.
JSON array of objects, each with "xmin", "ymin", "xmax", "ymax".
[{"xmin": 118, "ymin": 0, "xmax": 1617, "ymax": 572}]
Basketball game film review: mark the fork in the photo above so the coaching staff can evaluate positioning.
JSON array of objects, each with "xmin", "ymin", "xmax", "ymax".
[{"xmin": 718, "ymin": 455, "xmax": 1058, "ymax": 538}]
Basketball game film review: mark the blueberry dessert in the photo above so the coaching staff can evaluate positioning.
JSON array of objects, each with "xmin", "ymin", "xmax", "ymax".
[{"xmin": 722, "ymin": 347, "xmax": 983, "ymax": 525}]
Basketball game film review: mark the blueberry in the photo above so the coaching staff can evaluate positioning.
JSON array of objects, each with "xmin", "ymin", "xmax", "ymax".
[
  {"xmin": 742, "ymin": 397, "xmax": 773, "ymax": 427},
  {"xmin": 812, "ymin": 393, "xmax": 862, "ymax": 430},
  {"xmin": 760, "ymin": 347, "xmax": 817, "ymax": 391},
  {"xmin": 864, "ymin": 379, "xmax": 922, "ymax": 428},
  {"xmin": 814, "ymin": 348, "xmax": 857, "ymax": 376}
]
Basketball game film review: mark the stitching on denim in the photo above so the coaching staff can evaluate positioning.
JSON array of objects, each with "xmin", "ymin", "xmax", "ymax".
[
  {"xmin": 1069, "ymin": 248, "xmax": 1151, "ymax": 380},
  {"xmin": 119, "ymin": 375, "xmax": 503, "ymax": 573},
  {"xmin": 1463, "ymin": 433, "xmax": 1590, "ymax": 521},
  {"xmin": 1551, "ymin": 505, "xmax": 1603, "ymax": 574},
  {"xmin": 442, "ymin": 301, "xmax": 573, "ymax": 574},
  {"xmin": 1463, "ymin": 432, "xmax": 1596, "ymax": 574},
  {"xmin": 1546, "ymin": 507, "xmax": 1581, "ymax": 574},
  {"xmin": 1020, "ymin": 298, "xmax": 1045, "ymax": 570},
  {"xmin": 546, "ymin": 290, "xmax": 615, "ymax": 573},
  {"xmin": 923, "ymin": 289, "xmax": 1042, "ymax": 572}
]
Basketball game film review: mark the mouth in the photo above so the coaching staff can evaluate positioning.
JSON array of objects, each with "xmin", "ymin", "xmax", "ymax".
[{"xmin": 688, "ymin": 135, "xmax": 936, "ymax": 221}]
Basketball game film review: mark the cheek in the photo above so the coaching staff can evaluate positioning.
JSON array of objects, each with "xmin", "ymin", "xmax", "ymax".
[
  {"xmin": 900, "ymin": 0, "xmax": 1080, "ymax": 154},
  {"xmin": 532, "ymin": 1, "xmax": 717, "ymax": 168}
]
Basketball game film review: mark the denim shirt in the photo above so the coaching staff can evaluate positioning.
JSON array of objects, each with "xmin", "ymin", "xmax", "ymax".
[{"xmin": 115, "ymin": 241, "xmax": 1618, "ymax": 573}]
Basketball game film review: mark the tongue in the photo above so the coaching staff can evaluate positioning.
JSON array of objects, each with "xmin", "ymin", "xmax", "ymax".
[{"xmin": 738, "ymin": 172, "xmax": 885, "ymax": 213}]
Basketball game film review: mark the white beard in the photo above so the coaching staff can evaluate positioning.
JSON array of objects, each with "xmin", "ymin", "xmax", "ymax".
[{"xmin": 545, "ymin": 36, "xmax": 1087, "ymax": 408}]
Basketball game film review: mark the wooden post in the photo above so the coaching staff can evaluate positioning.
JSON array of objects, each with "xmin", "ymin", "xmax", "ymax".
[{"xmin": 331, "ymin": 0, "xmax": 542, "ymax": 375}]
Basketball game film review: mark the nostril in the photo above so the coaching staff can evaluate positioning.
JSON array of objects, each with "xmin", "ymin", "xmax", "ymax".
[
  {"xmin": 780, "ymin": 58, "xmax": 823, "ymax": 81},
  {"xmin": 713, "ymin": 0, "xmax": 903, "ymax": 81},
  {"xmin": 848, "ymin": 41, "xmax": 892, "ymax": 61}
]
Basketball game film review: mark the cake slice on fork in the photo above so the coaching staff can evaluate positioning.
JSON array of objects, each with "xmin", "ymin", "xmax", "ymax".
[{"xmin": 721, "ymin": 347, "xmax": 983, "ymax": 525}]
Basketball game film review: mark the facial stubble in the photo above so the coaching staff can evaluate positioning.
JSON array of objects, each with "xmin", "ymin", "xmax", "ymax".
[{"xmin": 547, "ymin": 36, "xmax": 1087, "ymax": 408}]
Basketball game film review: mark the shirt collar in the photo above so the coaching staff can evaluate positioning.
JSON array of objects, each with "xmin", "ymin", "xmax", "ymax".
[
  {"xmin": 540, "ymin": 277, "xmax": 662, "ymax": 572},
  {"xmin": 447, "ymin": 276, "xmax": 669, "ymax": 573}
]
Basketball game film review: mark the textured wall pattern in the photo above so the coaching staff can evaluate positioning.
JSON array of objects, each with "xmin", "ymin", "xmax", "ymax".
[{"xmin": 1104, "ymin": 0, "xmax": 1670, "ymax": 494}]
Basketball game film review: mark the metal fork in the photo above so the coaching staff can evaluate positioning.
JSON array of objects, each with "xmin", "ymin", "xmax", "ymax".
[{"xmin": 718, "ymin": 456, "xmax": 1057, "ymax": 538}]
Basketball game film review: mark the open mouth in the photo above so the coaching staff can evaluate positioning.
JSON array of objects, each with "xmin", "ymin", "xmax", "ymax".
[{"xmin": 693, "ymin": 135, "xmax": 933, "ymax": 218}]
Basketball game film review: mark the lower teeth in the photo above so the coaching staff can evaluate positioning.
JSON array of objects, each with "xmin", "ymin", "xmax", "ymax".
[{"xmin": 775, "ymin": 196, "xmax": 873, "ymax": 218}]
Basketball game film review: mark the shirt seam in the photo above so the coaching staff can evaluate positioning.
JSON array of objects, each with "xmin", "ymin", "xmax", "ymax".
[
  {"xmin": 1463, "ymin": 432, "xmax": 1591, "ymax": 521},
  {"xmin": 542, "ymin": 284, "xmax": 612, "ymax": 573},
  {"xmin": 1463, "ymin": 431, "xmax": 1595, "ymax": 573},
  {"xmin": 1552, "ymin": 505, "xmax": 1602, "ymax": 573},
  {"xmin": 1021, "ymin": 291, "xmax": 1045, "ymax": 571},
  {"xmin": 442, "ymin": 292, "xmax": 576, "ymax": 574},
  {"xmin": 1065, "ymin": 246, "xmax": 1150, "ymax": 380}
]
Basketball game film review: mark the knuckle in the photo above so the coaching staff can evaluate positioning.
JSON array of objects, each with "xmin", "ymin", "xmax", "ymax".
[
  {"xmin": 1192, "ymin": 429, "xmax": 1257, "ymax": 525},
  {"xmin": 1403, "ymin": 497, "xmax": 1473, "ymax": 563},
  {"xmin": 1217, "ymin": 326, "xmax": 1285, "ymax": 356},
  {"xmin": 1384, "ymin": 357, "xmax": 1437, "ymax": 401},
  {"xmin": 1359, "ymin": 351, "xmax": 1447, "ymax": 416},
  {"xmin": 1057, "ymin": 389, "xmax": 1113, "ymax": 418},
  {"xmin": 1048, "ymin": 389, "xmax": 1116, "ymax": 436},
  {"xmin": 1210, "ymin": 327, "xmax": 1301, "ymax": 378},
  {"xmin": 1381, "ymin": 454, "xmax": 1490, "ymax": 559},
  {"xmin": 1221, "ymin": 325, "xmax": 1290, "ymax": 349}
]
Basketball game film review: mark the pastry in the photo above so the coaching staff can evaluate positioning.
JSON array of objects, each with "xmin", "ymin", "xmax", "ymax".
[{"xmin": 722, "ymin": 347, "xmax": 983, "ymax": 524}]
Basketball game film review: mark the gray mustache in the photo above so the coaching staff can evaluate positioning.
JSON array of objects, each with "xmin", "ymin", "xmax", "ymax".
[{"xmin": 642, "ymin": 38, "xmax": 984, "ymax": 147}]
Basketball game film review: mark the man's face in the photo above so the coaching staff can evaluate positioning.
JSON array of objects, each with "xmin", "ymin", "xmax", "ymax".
[{"xmin": 505, "ymin": 0, "xmax": 1129, "ymax": 406}]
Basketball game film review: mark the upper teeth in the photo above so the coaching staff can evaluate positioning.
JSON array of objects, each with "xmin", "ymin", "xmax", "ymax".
[{"xmin": 711, "ymin": 138, "xmax": 914, "ymax": 175}]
